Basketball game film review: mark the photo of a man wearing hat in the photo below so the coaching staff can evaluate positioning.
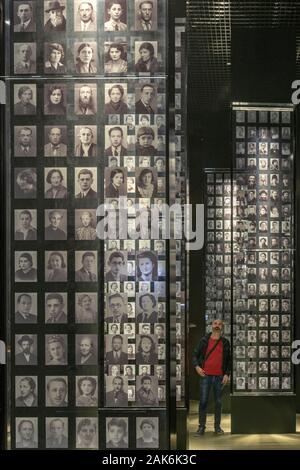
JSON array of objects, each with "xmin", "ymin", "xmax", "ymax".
[
  {"xmin": 44, "ymin": 1, "xmax": 66, "ymax": 32},
  {"xmin": 15, "ymin": 335, "xmax": 37, "ymax": 365}
]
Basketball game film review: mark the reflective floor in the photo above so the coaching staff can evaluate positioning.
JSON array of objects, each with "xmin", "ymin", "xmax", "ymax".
[{"xmin": 189, "ymin": 401, "xmax": 300, "ymax": 450}]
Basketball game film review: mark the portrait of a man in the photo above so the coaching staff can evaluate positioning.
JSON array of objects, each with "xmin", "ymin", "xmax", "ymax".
[
  {"xmin": 44, "ymin": 1, "xmax": 66, "ymax": 32},
  {"xmin": 75, "ymin": 1, "xmax": 97, "ymax": 31},
  {"xmin": 105, "ymin": 293, "xmax": 128, "ymax": 323},
  {"xmin": 44, "ymin": 126, "xmax": 67, "ymax": 157},
  {"xmin": 14, "ymin": 43, "xmax": 36, "ymax": 74},
  {"xmin": 75, "ymin": 126, "xmax": 97, "ymax": 157},
  {"xmin": 16, "ymin": 418, "xmax": 38, "ymax": 448},
  {"xmin": 46, "ymin": 376, "xmax": 68, "ymax": 406},
  {"xmin": 104, "ymin": 126, "xmax": 127, "ymax": 157},
  {"xmin": 15, "ymin": 293, "xmax": 37, "ymax": 324},
  {"xmin": 136, "ymin": 375, "xmax": 158, "ymax": 406},
  {"xmin": 46, "ymin": 418, "xmax": 68, "ymax": 448},
  {"xmin": 106, "ymin": 251, "xmax": 127, "ymax": 282},
  {"xmin": 105, "ymin": 375, "xmax": 128, "ymax": 406},
  {"xmin": 135, "ymin": 0, "xmax": 157, "ymax": 31},
  {"xmin": 45, "ymin": 293, "xmax": 67, "ymax": 323},
  {"xmin": 105, "ymin": 334, "xmax": 128, "ymax": 365},
  {"xmin": 75, "ymin": 168, "xmax": 97, "ymax": 198},
  {"xmin": 15, "ymin": 334, "xmax": 37, "ymax": 365},
  {"xmin": 14, "ymin": 126, "xmax": 36, "ymax": 157},
  {"xmin": 75, "ymin": 251, "xmax": 97, "ymax": 281},
  {"xmin": 14, "ymin": 2, "xmax": 36, "ymax": 32},
  {"xmin": 135, "ymin": 83, "xmax": 157, "ymax": 114},
  {"xmin": 104, "ymin": 1, "xmax": 127, "ymax": 31},
  {"xmin": 75, "ymin": 84, "xmax": 97, "ymax": 115}
]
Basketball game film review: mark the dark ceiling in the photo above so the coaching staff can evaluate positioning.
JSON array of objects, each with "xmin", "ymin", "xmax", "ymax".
[{"xmin": 187, "ymin": 0, "xmax": 300, "ymax": 111}]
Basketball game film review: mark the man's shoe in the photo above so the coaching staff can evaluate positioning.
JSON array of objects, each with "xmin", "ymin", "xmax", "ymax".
[
  {"xmin": 196, "ymin": 426, "xmax": 205, "ymax": 435},
  {"xmin": 214, "ymin": 428, "xmax": 224, "ymax": 435}
]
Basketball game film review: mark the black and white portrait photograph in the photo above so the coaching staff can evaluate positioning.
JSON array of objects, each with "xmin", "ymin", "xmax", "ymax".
[
  {"xmin": 75, "ymin": 292, "xmax": 98, "ymax": 323},
  {"xmin": 45, "ymin": 292, "xmax": 67, "ymax": 323},
  {"xmin": 104, "ymin": 41, "xmax": 128, "ymax": 74},
  {"xmin": 135, "ymin": 82, "xmax": 157, "ymax": 114},
  {"xmin": 136, "ymin": 251, "xmax": 158, "ymax": 282},
  {"xmin": 105, "ymin": 293, "xmax": 128, "ymax": 323},
  {"xmin": 76, "ymin": 376, "xmax": 98, "ymax": 406},
  {"xmin": 15, "ymin": 292, "xmax": 37, "ymax": 324},
  {"xmin": 44, "ymin": 126, "xmax": 67, "ymax": 156},
  {"xmin": 44, "ymin": 209, "xmax": 67, "ymax": 240},
  {"xmin": 46, "ymin": 417, "xmax": 68, "ymax": 449},
  {"xmin": 108, "ymin": 364, "xmax": 120, "ymax": 376},
  {"xmin": 105, "ymin": 167, "xmax": 127, "ymax": 197},
  {"xmin": 15, "ymin": 251, "xmax": 37, "ymax": 282},
  {"xmin": 105, "ymin": 251, "xmax": 128, "ymax": 282},
  {"xmin": 75, "ymin": 167, "xmax": 98, "ymax": 198},
  {"xmin": 14, "ymin": 209, "xmax": 37, "ymax": 241},
  {"xmin": 74, "ymin": 0, "xmax": 97, "ymax": 31},
  {"xmin": 105, "ymin": 334, "xmax": 128, "ymax": 365},
  {"xmin": 135, "ymin": 126, "xmax": 157, "ymax": 155},
  {"xmin": 46, "ymin": 376, "xmax": 68, "ymax": 407},
  {"xmin": 74, "ymin": 42, "xmax": 98, "ymax": 73},
  {"xmin": 105, "ymin": 83, "xmax": 129, "ymax": 114},
  {"xmin": 74, "ymin": 83, "xmax": 97, "ymax": 115},
  {"xmin": 14, "ymin": 84, "xmax": 36, "ymax": 115},
  {"xmin": 14, "ymin": 1, "xmax": 36, "ymax": 32},
  {"xmin": 105, "ymin": 125, "xmax": 128, "ymax": 156},
  {"xmin": 44, "ymin": 168, "xmax": 68, "ymax": 199},
  {"xmin": 15, "ymin": 418, "xmax": 38, "ymax": 448},
  {"xmin": 14, "ymin": 126, "xmax": 36, "ymax": 157},
  {"xmin": 135, "ymin": 334, "xmax": 158, "ymax": 364},
  {"xmin": 106, "ymin": 417, "xmax": 128, "ymax": 449},
  {"xmin": 76, "ymin": 335, "xmax": 98, "ymax": 365},
  {"xmin": 136, "ymin": 167, "xmax": 158, "ymax": 198},
  {"xmin": 105, "ymin": 375, "xmax": 128, "ymax": 407},
  {"xmin": 44, "ymin": 1, "xmax": 66, "ymax": 31},
  {"xmin": 136, "ymin": 375, "xmax": 158, "ymax": 406},
  {"xmin": 15, "ymin": 334, "xmax": 37, "ymax": 365},
  {"xmin": 76, "ymin": 417, "xmax": 98, "ymax": 449},
  {"xmin": 136, "ymin": 293, "xmax": 158, "ymax": 323},
  {"xmin": 44, "ymin": 84, "xmax": 66, "ymax": 115},
  {"xmin": 44, "ymin": 43, "xmax": 66, "ymax": 74},
  {"xmin": 108, "ymin": 324, "xmax": 121, "ymax": 335},
  {"xmin": 75, "ymin": 125, "xmax": 97, "ymax": 157},
  {"xmin": 104, "ymin": 0, "xmax": 127, "ymax": 31},
  {"xmin": 136, "ymin": 417, "xmax": 159, "ymax": 448},
  {"xmin": 75, "ymin": 209, "xmax": 97, "ymax": 240},
  {"xmin": 135, "ymin": 41, "xmax": 158, "ymax": 74},
  {"xmin": 45, "ymin": 334, "xmax": 67, "ymax": 365},
  {"xmin": 75, "ymin": 251, "xmax": 98, "ymax": 282},
  {"xmin": 45, "ymin": 251, "xmax": 67, "ymax": 282},
  {"xmin": 15, "ymin": 376, "xmax": 37, "ymax": 407},
  {"xmin": 14, "ymin": 43, "xmax": 36, "ymax": 74}
]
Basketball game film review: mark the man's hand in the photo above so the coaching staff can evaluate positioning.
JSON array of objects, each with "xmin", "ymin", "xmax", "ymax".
[
  {"xmin": 195, "ymin": 366, "xmax": 206, "ymax": 377},
  {"xmin": 222, "ymin": 374, "xmax": 229, "ymax": 385}
]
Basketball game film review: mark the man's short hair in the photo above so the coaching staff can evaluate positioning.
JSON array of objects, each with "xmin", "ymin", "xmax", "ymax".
[
  {"xmin": 141, "ymin": 83, "xmax": 154, "ymax": 93},
  {"xmin": 79, "ymin": 1, "xmax": 93, "ymax": 11},
  {"xmin": 108, "ymin": 126, "xmax": 123, "ymax": 137},
  {"xmin": 46, "ymin": 293, "xmax": 64, "ymax": 304},
  {"xmin": 19, "ymin": 126, "xmax": 32, "ymax": 135},
  {"xmin": 81, "ymin": 251, "xmax": 95, "ymax": 262},
  {"xmin": 108, "ymin": 251, "xmax": 124, "ymax": 263},
  {"xmin": 78, "ymin": 168, "xmax": 93, "ymax": 179},
  {"xmin": 139, "ymin": 1, "xmax": 154, "ymax": 9}
]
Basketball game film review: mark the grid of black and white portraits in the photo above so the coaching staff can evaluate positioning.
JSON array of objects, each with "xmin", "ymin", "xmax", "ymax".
[
  {"xmin": 233, "ymin": 107, "xmax": 294, "ymax": 393},
  {"xmin": 10, "ymin": 0, "xmax": 167, "ymax": 450}
]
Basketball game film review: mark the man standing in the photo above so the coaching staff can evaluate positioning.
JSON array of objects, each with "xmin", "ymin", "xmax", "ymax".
[
  {"xmin": 135, "ymin": 84, "xmax": 156, "ymax": 114},
  {"xmin": 14, "ymin": 2, "xmax": 36, "ymax": 32},
  {"xmin": 192, "ymin": 319, "xmax": 231, "ymax": 435},
  {"xmin": 44, "ymin": 127, "xmax": 67, "ymax": 157}
]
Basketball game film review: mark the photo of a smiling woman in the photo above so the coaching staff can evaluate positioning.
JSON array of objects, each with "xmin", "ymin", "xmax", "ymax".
[{"xmin": 75, "ymin": 42, "xmax": 97, "ymax": 74}]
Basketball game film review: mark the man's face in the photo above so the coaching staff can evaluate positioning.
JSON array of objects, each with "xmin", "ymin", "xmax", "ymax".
[
  {"xmin": 79, "ymin": 2, "xmax": 93, "ymax": 21},
  {"xmin": 82, "ymin": 255, "xmax": 95, "ymax": 271},
  {"xmin": 50, "ymin": 420, "xmax": 64, "ymax": 439},
  {"xmin": 80, "ymin": 337, "xmax": 92, "ymax": 356},
  {"xmin": 141, "ymin": 86, "xmax": 154, "ymax": 105},
  {"xmin": 48, "ymin": 380, "xmax": 67, "ymax": 405},
  {"xmin": 110, "ymin": 130, "xmax": 122, "ymax": 147},
  {"xmin": 142, "ymin": 379, "xmax": 151, "ymax": 391},
  {"xmin": 80, "ymin": 128, "xmax": 93, "ymax": 145},
  {"xmin": 109, "ymin": 425, "xmax": 124, "ymax": 445},
  {"xmin": 79, "ymin": 423, "xmax": 95, "ymax": 446},
  {"xmin": 18, "ymin": 295, "xmax": 32, "ymax": 314},
  {"xmin": 112, "ymin": 337, "xmax": 122, "ymax": 351},
  {"xmin": 108, "ymin": 3, "xmax": 122, "ymax": 21},
  {"xmin": 78, "ymin": 173, "xmax": 93, "ymax": 191},
  {"xmin": 19, "ymin": 44, "xmax": 32, "ymax": 61},
  {"xmin": 49, "ymin": 128, "xmax": 62, "ymax": 145},
  {"xmin": 20, "ymin": 89, "xmax": 32, "ymax": 104},
  {"xmin": 113, "ymin": 378, "xmax": 123, "ymax": 392},
  {"xmin": 142, "ymin": 325, "xmax": 151, "ymax": 334},
  {"xmin": 17, "ymin": 4, "xmax": 32, "ymax": 22},
  {"xmin": 212, "ymin": 319, "xmax": 223, "ymax": 332},
  {"xmin": 139, "ymin": 133, "xmax": 153, "ymax": 148},
  {"xmin": 141, "ymin": 337, "xmax": 152, "ymax": 352},
  {"xmin": 109, "ymin": 256, "xmax": 123, "ymax": 276},
  {"xmin": 20, "ymin": 340, "xmax": 31, "ymax": 354},
  {"xmin": 19, "ymin": 421, "xmax": 33, "ymax": 441},
  {"xmin": 109, "ymin": 297, "xmax": 124, "ymax": 315},
  {"xmin": 49, "ymin": 8, "xmax": 64, "ymax": 22},
  {"xmin": 47, "ymin": 298, "xmax": 63, "ymax": 318},
  {"xmin": 140, "ymin": 2, "xmax": 153, "ymax": 21},
  {"xmin": 19, "ymin": 129, "xmax": 32, "ymax": 146},
  {"xmin": 80, "ymin": 86, "xmax": 92, "ymax": 104}
]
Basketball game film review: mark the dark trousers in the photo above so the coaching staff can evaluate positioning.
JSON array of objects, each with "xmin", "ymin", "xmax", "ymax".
[{"xmin": 199, "ymin": 375, "xmax": 223, "ymax": 429}]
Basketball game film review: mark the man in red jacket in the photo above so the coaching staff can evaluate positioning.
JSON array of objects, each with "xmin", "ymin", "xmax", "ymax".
[{"xmin": 192, "ymin": 319, "xmax": 231, "ymax": 435}]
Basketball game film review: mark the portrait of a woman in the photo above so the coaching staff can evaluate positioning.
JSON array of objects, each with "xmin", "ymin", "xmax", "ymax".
[
  {"xmin": 15, "ymin": 252, "xmax": 37, "ymax": 282},
  {"xmin": 75, "ymin": 211, "xmax": 97, "ymax": 240},
  {"xmin": 76, "ymin": 294, "xmax": 97, "ymax": 323},
  {"xmin": 76, "ymin": 376, "xmax": 97, "ymax": 407},
  {"xmin": 135, "ymin": 42, "xmax": 158, "ymax": 73},
  {"xmin": 46, "ymin": 251, "xmax": 67, "ymax": 282},
  {"xmin": 106, "ymin": 168, "xmax": 126, "ymax": 197},
  {"xmin": 45, "ymin": 169, "xmax": 67, "ymax": 199},
  {"xmin": 136, "ymin": 251, "xmax": 158, "ymax": 281},
  {"xmin": 15, "ymin": 169, "xmax": 37, "ymax": 199},
  {"xmin": 46, "ymin": 335, "xmax": 67, "ymax": 365},
  {"xmin": 105, "ymin": 43, "xmax": 127, "ymax": 74},
  {"xmin": 105, "ymin": 84, "xmax": 129, "ymax": 114},
  {"xmin": 137, "ymin": 168, "xmax": 157, "ymax": 198},
  {"xmin": 44, "ymin": 43, "xmax": 65, "ymax": 74},
  {"xmin": 136, "ymin": 335, "xmax": 158, "ymax": 364},
  {"xmin": 44, "ymin": 85, "xmax": 66, "ymax": 115},
  {"xmin": 75, "ymin": 43, "xmax": 97, "ymax": 74},
  {"xmin": 16, "ymin": 377, "xmax": 37, "ymax": 407},
  {"xmin": 15, "ymin": 210, "xmax": 37, "ymax": 241}
]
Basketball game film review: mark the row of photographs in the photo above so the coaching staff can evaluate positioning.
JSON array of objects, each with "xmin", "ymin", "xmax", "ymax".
[
  {"xmin": 236, "ymin": 142, "xmax": 291, "ymax": 156},
  {"xmin": 12, "ymin": 82, "xmax": 166, "ymax": 116},
  {"xmin": 234, "ymin": 329, "xmax": 291, "ymax": 343},
  {"xmin": 13, "ymin": 333, "xmax": 175, "ymax": 365},
  {"xmin": 235, "ymin": 376, "xmax": 291, "ymax": 390},
  {"xmin": 14, "ymin": 415, "xmax": 160, "ymax": 449},
  {"xmin": 205, "ymin": 251, "xmax": 292, "ymax": 265},
  {"xmin": 234, "ymin": 344, "xmax": 291, "ymax": 359},
  {"xmin": 235, "ymin": 126, "xmax": 291, "ymax": 140},
  {"xmin": 12, "ymin": 0, "xmax": 162, "ymax": 33},
  {"xmin": 234, "ymin": 361, "xmax": 291, "ymax": 374},
  {"xmin": 13, "ymin": 127, "xmax": 166, "ymax": 157},
  {"xmin": 14, "ymin": 291, "xmax": 168, "ymax": 324},
  {"xmin": 235, "ymin": 109, "xmax": 291, "ymax": 124},
  {"xmin": 13, "ymin": 40, "xmax": 164, "ymax": 75},
  {"xmin": 13, "ymin": 168, "xmax": 167, "ymax": 199}
]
